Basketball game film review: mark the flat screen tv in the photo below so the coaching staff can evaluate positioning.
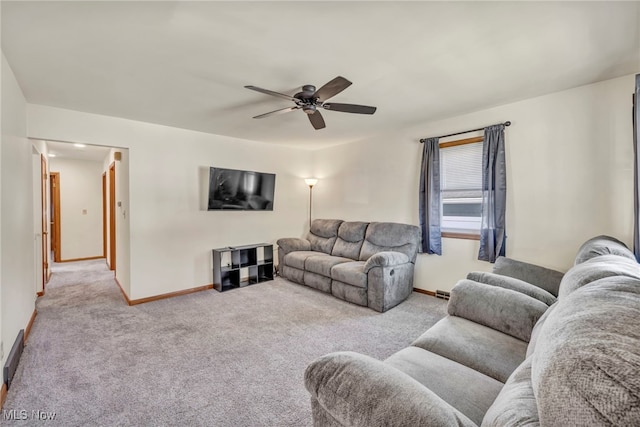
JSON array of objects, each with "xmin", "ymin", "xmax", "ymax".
[{"xmin": 208, "ymin": 167, "xmax": 276, "ymax": 211}]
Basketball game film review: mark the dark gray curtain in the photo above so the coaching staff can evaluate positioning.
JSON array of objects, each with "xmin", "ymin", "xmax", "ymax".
[
  {"xmin": 634, "ymin": 74, "xmax": 640, "ymax": 261},
  {"xmin": 419, "ymin": 137, "xmax": 442, "ymax": 254},
  {"xmin": 478, "ymin": 124, "xmax": 506, "ymax": 262}
]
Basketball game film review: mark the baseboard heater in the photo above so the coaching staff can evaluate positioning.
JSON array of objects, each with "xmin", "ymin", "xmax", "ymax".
[
  {"xmin": 3, "ymin": 329, "xmax": 25, "ymax": 390},
  {"xmin": 436, "ymin": 290, "xmax": 450, "ymax": 300}
]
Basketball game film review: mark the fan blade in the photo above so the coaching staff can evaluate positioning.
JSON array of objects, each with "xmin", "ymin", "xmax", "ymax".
[
  {"xmin": 244, "ymin": 85, "xmax": 296, "ymax": 102},
  {"xmin": 323, "ymin": 103, "xmax": 377, "ymax": 115},
  {"xmin": 314, "ymin": 76, "xmax": 352, "ymax": 102},
  {"xmin": 308, "ymin": 111, "xmax": 326, "ymax": 130},
  {"xmin": 253, "ymin": 106, "xmax": 300, "ymax": 119}
]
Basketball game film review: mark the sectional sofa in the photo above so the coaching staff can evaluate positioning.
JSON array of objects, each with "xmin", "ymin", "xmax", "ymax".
[
  {"xmin": 304, "ymin": 235, "xmax": 640, "ymax": 426},
  {"xmin": 277, "ymin": 219, "xmax": 420, "ymax": 312}
]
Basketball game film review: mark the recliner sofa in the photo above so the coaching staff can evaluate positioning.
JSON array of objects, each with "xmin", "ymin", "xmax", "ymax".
[
  {"xmin": 277, "ymin": 219, "xmax": 420, "ymax": 312},
  {"xmin": 304, "ymin": 235, "xmax": 640, "ymax": 426}
]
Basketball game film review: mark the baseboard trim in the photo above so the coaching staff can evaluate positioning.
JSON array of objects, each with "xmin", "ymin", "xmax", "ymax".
[
  {"xmin": 1, "ymin": 383, "xmax": 7, "ymax": 409},
  {"xmin": 115, "ymin": 278, "xmax": 131, "ymax": 305},
  {"xmin": 58, "ymin": 256, "xmax": 105, "ymax": 263},
  {"xmin": 24, "ymin": 310, "xmax": 38, "ymax": 343},
  {"xmin": 128, "ymin": 285, "xmax": 214, "ymax": 306},
  {"xmin": 413, "ymin": 288, "xmax": 437, "ymax": 297}
]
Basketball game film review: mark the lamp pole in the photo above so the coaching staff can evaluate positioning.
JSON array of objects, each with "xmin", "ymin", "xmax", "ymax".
[{"xmin": 304, "ymin": 178, "xmax": 318, "ymax": 229}]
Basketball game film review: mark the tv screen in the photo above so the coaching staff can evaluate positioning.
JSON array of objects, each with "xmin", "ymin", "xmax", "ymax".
[{"xmin": 208, "ymin": 167, "xmax": 276, "ymax": 211}]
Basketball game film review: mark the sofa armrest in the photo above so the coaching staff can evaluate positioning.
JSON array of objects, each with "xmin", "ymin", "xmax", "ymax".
[
  {"xmin": 276, "ymin": 237, "xmax": 310, "ymax": 256},
  {"xmin": 466, "ymin": 271, "xmax": 557, "ymax": 306},
  {"xmin": 363, "ymin": 251, "xmax": 410, "ymax": 273},
  {"xmin": 304, "ymin": 351, "xmax": 476, "ymax": 427},
  {"xmin": 492, "ymin": 256, "xmax": 564, "ymax": 297},
  {"xmin": 448, "ymin": 279, "xmax": 548, "ymax": 342}
]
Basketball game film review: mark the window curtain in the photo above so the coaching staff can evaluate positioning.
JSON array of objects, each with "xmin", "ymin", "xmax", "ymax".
[
  {"xmin": 478, "ymin": 124, "xmax": 506, "ymax": 262},
  {"xmin": 634, "ymin": 74, "xmax": 640, "ymax": 262},
  {"xmin": 419, "ymin": 137, "xmax": 442, "ymax": 254}
]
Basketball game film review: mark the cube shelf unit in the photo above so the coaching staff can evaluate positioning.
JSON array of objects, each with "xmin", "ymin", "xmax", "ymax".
[{"xmin": 212, "ymin": 243, "xmax": 274, "ymax": 292}]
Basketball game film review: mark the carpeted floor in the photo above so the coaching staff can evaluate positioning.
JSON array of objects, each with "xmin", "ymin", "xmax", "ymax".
[{"xmin": 3, "ymin": 259, "xmax": 447, "ymax": 426}]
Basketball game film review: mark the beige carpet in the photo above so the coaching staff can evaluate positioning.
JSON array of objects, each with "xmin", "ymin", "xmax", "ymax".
[{"xmin": 3, "ymin": 259, "xmax": 447, "ymax": 426}]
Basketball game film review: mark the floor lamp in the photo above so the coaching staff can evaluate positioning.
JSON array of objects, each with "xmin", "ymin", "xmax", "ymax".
[{"xmin": 305, "ymin": 178, "xmax": 318, "ymax": 229}]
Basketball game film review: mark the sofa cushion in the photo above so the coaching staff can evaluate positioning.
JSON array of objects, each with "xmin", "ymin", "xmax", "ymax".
[
  {"xmin": 331, "ymin": 261, "xmax": 367, "ymax": 288},
  {"xmin": 449, "ymin": 280, "xmax": 548, "ymax": 342},
  {"xmin": 493, "ymin": 256, "xmax": 564, "ymax": 297},
  {"xmin": 558, "ymin": 254, "xmax": 640, "ymax": 298},
  {"xmin": 385, "ymin": 347, "xmax": 503, "ymax": 426},
  {"xmin": 481, "ymin": 357, "xmax": 539, "ymax": 427},
  {"xmin": 531, "ymin": 276, "xmax": 640, "ymax": 426},
  {"xmin": 412, "ymin": 315, "xmax": 528, "ymax": 383},
  {"xmin": 574, "ymin": 235, "xmax": 635, "ymax": 265},
  {"xmin": 331, "ymin": 221, "xmax": 369, "ymax": 260},
  {"xmin": 305, "ymin": 351, "xmax": 476, "ymax": 427},
  {"xmin": 307, "ymin": 219, "xmax": 343, "ymax": 254},
  {"xmin": 359, "ymin": 222, "xmax": 421, "ymax": 262},
  {"xmin": 283, "ymin": 251, "xmax": 324, "ymax": 270},
  {"xmin": 467, "ymin": 271, "xmax": 557, "ymax": 306},
  {"xmin": 305, "ymin": 255, "xmax": 352, "ymax": 277}
]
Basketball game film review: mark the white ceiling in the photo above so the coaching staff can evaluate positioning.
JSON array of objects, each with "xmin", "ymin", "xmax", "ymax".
[
  {"xmin": 3, "ymin": 1, "xmax": 640, "ymax": 148},
  {"xmin": 45, "ymin": 141, "xmax": 111, "ymax": 162}
]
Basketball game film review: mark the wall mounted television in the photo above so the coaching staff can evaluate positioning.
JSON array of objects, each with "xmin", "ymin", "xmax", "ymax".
[{"xmin": 207, "ymin": 167, "xmax": 276, "ymax": 211}]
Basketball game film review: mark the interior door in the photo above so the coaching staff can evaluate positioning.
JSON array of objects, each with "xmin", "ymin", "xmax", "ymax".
[
  {"xmin": 109, "ymin": 163, "xmax": 116, "ymax": 272},
  {"xmin": 50, "ymin": 172, "xmax": 61, "ymax": 262}
]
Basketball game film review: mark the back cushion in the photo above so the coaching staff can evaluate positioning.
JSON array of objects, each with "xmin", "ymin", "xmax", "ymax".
[
  {"xmin": 307, "ymin": 219, "xmax": 343, "ymax": 254},
  {"xmin": 359, "ymin": 222, "xmax": 421, "ymax": 262},
  {"xmin": 558, "ymin": 254, "xmax": 640, "ymax": 298},
  {"xmin": 531, "ymin": 276, "xmax": 640, "ymax": 426},
  {"xmin": 332, "ymin": 222, "xmax": 369, "ymax": 260},
  {"xmin": 574, "ymin": 235, "xmax": 635, "ymax": 265}
]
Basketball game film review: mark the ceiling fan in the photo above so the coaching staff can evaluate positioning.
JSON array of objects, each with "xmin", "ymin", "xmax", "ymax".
[{"xmin": 244, "ymin": 76, "xmax": 376, "ymax": 130}]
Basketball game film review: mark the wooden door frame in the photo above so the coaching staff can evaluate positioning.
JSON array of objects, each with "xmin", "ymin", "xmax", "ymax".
[
  {"xmin": 102, "ymin": 172, "xmax": 107, "ymax": 258},
  {"xmin": 40, "ymin": 155, "xmax": 49, "ymax": 287},
  {"xmin": 109, "ymin": 163, "xmax": 116, "ymax": 272},
  {"xmin": 50, "ymin": 172, "xmax": 61, "ymax": 262}
]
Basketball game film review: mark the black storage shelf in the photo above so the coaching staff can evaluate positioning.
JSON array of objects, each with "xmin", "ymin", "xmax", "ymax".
[{"xmin": 212, "ymin": 243, "xmax": 274, "ymax": 292}]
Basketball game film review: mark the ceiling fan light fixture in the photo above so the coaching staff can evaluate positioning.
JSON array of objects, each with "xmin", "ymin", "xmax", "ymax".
[{"xmin": 245, "ymin": 76, "xmax": 376, "ymax": 129}]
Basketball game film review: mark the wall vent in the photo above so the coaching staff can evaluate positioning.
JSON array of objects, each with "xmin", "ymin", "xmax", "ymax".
[
  {"xmin": 436, "ymin": 290, "xmax": 451, "ymax": 300},
  {"xmin": 3, "ymin": 329, "xmax": 25, "ymax": 390}
]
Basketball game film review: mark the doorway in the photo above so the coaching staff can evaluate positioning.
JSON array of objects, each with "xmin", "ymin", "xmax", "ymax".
[
  {"xmin": 109, "ymin": 163, "xmax": 116, "ymax": 272},
  {"xmin": 50, "ymin": 172, "xmax": 61, "ymax": 262}
]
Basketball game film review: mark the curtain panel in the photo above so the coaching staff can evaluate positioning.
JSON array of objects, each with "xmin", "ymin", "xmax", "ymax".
[
  {"xmin": 478, "ymin": 124, "xmax": 507, "ymax": 262},
  {"xmin": 634, "ymin": 74, "xmax": 640, "ymax": 262},
  {"xmin": 419, "ymin": 137, "xmax": 442, "ymax": 255}
]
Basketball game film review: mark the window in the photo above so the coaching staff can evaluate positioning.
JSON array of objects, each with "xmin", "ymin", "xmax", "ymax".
[{"xmin": 440, "ymin": 139, "xmax": 483, "ymax": 237}]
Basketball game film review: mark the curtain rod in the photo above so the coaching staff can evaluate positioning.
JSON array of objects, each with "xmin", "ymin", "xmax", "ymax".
[{"xmin": 419, "ymin": 121, "xmax": 511, "ymax": 143}]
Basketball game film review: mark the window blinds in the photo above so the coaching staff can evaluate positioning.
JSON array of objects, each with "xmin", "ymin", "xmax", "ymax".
[{"xmin": 440, "ymin": 142, "xmax": 482, "ymax": 198}]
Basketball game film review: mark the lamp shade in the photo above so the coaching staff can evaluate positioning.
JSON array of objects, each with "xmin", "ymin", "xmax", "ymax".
[{"xmin": 305, "ymin": 178, "xmax": 318, "ymax": 187}]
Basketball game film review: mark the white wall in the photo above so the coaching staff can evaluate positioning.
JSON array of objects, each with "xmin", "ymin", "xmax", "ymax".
[
  {"xmin": 1, "ymin": 53, "xmax": 36, "ymax": 366},
  {"xmin": 313, "ymin": 74, "xmax": 637, "ymax": 292},
  {"xmin": 49, "ymin": 157, "xmax": 104, "ymax": 260},
  {"xmin": 27, "ymin": 105, "xmax": 313, "ymax": 300}
]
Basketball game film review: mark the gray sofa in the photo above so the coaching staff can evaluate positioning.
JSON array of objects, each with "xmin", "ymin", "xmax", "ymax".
[
  {"xmin": 304, "ymin": 235, "xmax": 640, "ymax": 426},
  {"xmin": 277, "ymin": 219, "xmax": 420, "ymax": 312}
]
